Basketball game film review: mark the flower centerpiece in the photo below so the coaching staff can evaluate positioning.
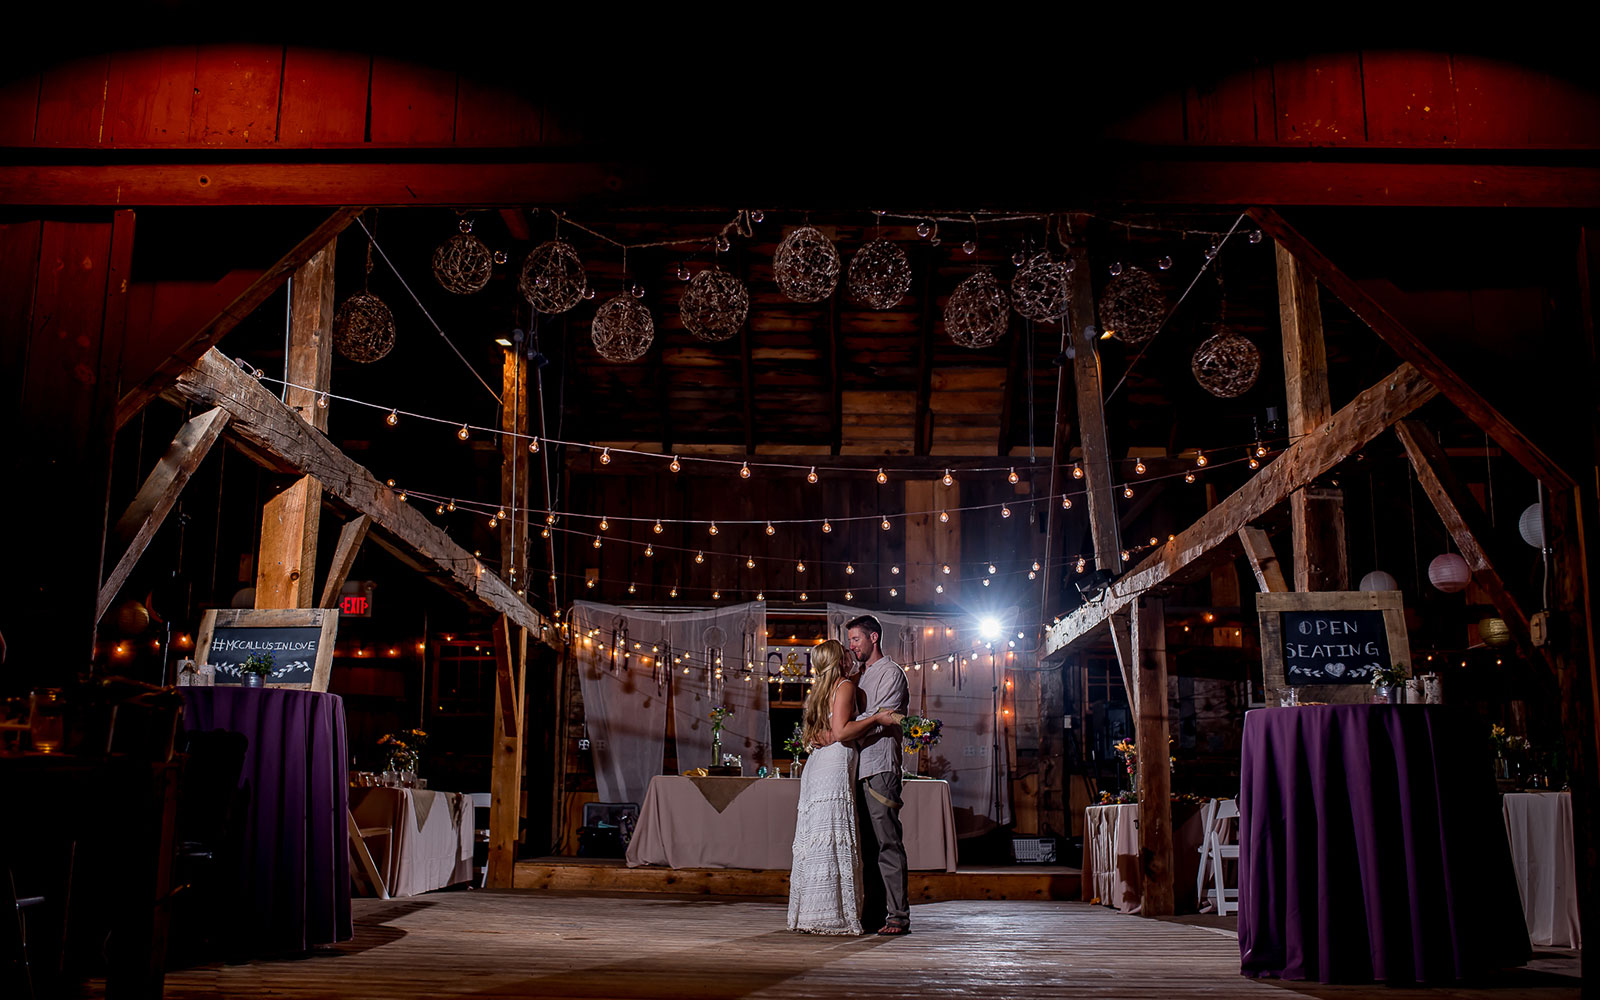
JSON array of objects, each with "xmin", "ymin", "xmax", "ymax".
[
  {"xmin": 709, "ymin": 705, "xmax": 733, "ymax": 764},
  {"xmin": 378, "ymin": 728, "xmax": 428, "ymax": 777},
  {"xmin": 1109, "ymin": 737, "xmax": 1176, "ymax": 799},
  {"xmin": 1370, "ymin": 664, "xmax": 1406, "ymax": 703},
  {"xmin": 239, "ymin": 651, "xmax": 275, "ymax": 688},
  {"xmin": 900, "ymin": 714, "xmax": 943, "ymax": 754}
]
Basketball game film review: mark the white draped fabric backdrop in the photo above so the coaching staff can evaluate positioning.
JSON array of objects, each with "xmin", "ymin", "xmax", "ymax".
[{"xmin": 572, "ymin": 601, "xmax": 767, "ymax": 807}]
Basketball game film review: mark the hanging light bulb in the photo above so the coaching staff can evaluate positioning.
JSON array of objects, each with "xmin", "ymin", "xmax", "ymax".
[
  {"xmin": 529, "ymin": 438, "xmax": 539, "ymax": 453},
  {"xmin": 807, "ymin": 466, "xmax": 818, "ymax": 484},
  {"xmin": 586, "ymin": 578, "xmax": 595, "ymax": 588},
  {"xmin": 766, "ymin": 521, "xmax": 776, "ymax": 536},
  {"xmin": 387, "ymin": 409, "xmax": 399, "ymax": 426},
  {"xmin": 599, "ymin": 514, "xmax": 610, "ymax": 531},
  {"xmin": 1028, "ymin": 571, "xmax": 1037, "ymax": 580},
  {"xmin": 1032, "ymin": 561, "xmax": 1041, "ymax": 572},
  {"xmin": 653, "ymin": 520, "xmax": 663, "ymax": 534},
  {"xmin": 891, "ymin": 565, "xmax": 900, "ymax": 574},
  {"xmin": 1121, "ymin": 549, "xmax": 1130, "ymax": 561},
  {"xmin": 645, "ymin": 544, "xmax": 654, "ymax": 557},
  {"xmin": 881, "ymin": 516, "xmax": 892, "ymax": 531},
  {"xmin": 845, "ymin": 590, "xmax": 854, "ymax": 601},
  {"xmin": 939, "ymin": 510, "xmax": 950, "ymax": 523},
  {"xmin": 1150, "ymin": 537, "xmax": 1160, "ymax": 546},
  {"xmin": 446, "ymin": 499, "xmax": 456, "ymax": 512},
  {"xmin": 983, "ymin": 578, "xmax": 991, "ymax": 587},
  {"xmin": 436, "ymin": 503, "xmax": 445, "ymax": 514},
  {"xmin": 796, "ymin": 560, "xmax": 806, "ymax": 573},
  {"xmin": 936, "ymin": 584, "xmax": 945, "ymax": 594},
  {"xmin": 1072, "ymin": 464, "xmax": 1083, "ymax": 479},
  {"xmin": 942, "ymin": 564, "xmax": 952, "ymax": 574},
  {"xmin": 398, "ymin": 490, "xmax": 408, "ymax": 501},
  {"xmin": 942, "ymin": 469, "xmax": 954, "ymax": 487},
  {"xmin": 890, "ymin": 587, "xmax": 898, "ymax": 596},
  {"xmin": 546, "ymin": 512, "xmax": 556, "ymax": 525},
  {"xmin": 457, "ymin": 424, "xmax": 470, "ymax": 441},
  {"xmin": 1196, "ymin": 451, "xmax": 1208, "ymax": 467},
  {"xmin": 988, "ymin": 563, "xmax": 998, "ymax": 574},
  {"xmin": 695, "ymin": 550, "xmax": 705, "ymax": 564},
  {"xmin": 1062, "ymin": 495, "xmax": 1072, "ymax": 509},
  {"xmin": 712, "ymin": 590, "xmax": 720, "ymax": 600},
  {"xmin": 628, "ymin": 582, "xmax": 636, "ymax": 594},
  {"xmin": 599, "ymin": 447, "xmax": 611, "ymax": 465},
  {"xmin": 1001, "ymin": 505, "xmax": 1012, "ymax": 518},
  {"xmin": 669, "ymin": 455, "xmax": 681, "ymax": 473},
  {"xmin": 1123, "ymin": 485, "xmax": 1135, "ymax": 498},
  {"xmin": 496, "ymin": 508, "xmax": 507, "ymax": 520},
  {"xmin": 592, "ymin": 535, "xmax": 602, "ymax": 548},
  {"xmin": 822, "ymin": 520, "xmax": 833, "ymax": 533},
  {"xmin": 541, "ymin": 527, "xmax": 550, "ymax": 538},
  {"xmin": 756, "ymin": 591, "xmax": 765, "ymax": 601},
  {"xmin": 746, "ymin": 556, "xmax": 755, "ymax": 569},
  {"xmin": 709, "ymin": 521, "xmax": 719, "ymax": 536},
  {"xmin": 740, "ymin": 461, "xmax": 751, "ymax": 479},
  {"xmin": 799, "ymin": 592, "xmax": 808, "ymax": 601},
  {"xmin": 1008, "ymin": 467, "xmax": 1020, "ymax": 485},
  {"xmin": 846, "ymin": 564, "xmax": 855, "ymax": 575},
  {"xmin": 1184, "ymin": 472, "xmax": 1196, "ymax": 484},
  {"xmin": 1255, "ymin": 442, "xmax": 1268, "ymax": 457},
  {"xmin": 669, "ymin": 586, "xmax": 678, "ymax": 598},
  {"xmin": 873, "ymin": 467, "xmax": 888, "ymax": 485},
  {"xmin": 317, "ymin": 392, "xmax": 328, "ymax": 409},
  {"xmin": 1248, "ymin": 454, "xmax": 1260, "ymax": 470},
  {"xmin": 1076, "ymin": 557, "xmax": 1088, "ymax": 573},
  {"xmin": 1135, "ymin": 458, "xmax": 1147, "ymax": 475}
]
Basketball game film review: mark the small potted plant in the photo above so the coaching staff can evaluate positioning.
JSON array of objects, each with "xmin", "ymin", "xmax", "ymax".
[
  {"xmin": 1370, "ymin": 664, "xmax": 1407, "ymax": 704},
  {"xmin": 239, "ymin": 652, "xmax": 275, "ymax": 689}
]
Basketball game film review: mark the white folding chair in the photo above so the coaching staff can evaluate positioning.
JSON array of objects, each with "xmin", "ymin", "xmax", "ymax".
[
  {"xmin": 1195, "ymin": 797, "xmax": 1220, "ymax": 904},
  {"xmin": 1202, "ymin": 798, "xmax": 1240, "ymax": 916},
  {"xmin": 467, "ymin": 792, "xmax": 492, "ymax": 888}
]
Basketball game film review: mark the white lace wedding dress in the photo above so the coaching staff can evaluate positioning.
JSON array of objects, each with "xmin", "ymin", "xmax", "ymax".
[{"xmin": 787, "ymin": 740, "xmax": 863, "ymax": 934}]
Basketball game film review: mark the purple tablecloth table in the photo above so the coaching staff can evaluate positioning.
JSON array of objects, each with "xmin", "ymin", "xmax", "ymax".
[
  {"xmin": 180, "ymin": 687, "xmax": 352, "ymax": 953},
  {"xmin": 1238, "ymin": 705, "xmax": 1529, "ymax": 983}
]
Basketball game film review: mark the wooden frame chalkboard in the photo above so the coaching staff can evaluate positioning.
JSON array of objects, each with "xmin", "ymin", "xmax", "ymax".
[
  {"xmin": 1257, "ymin": 591, "xmax": 1410, "ymax": 707},
  {"xmin": 196, "ymin": 608, "xmax": 339, "ymax": 692}
]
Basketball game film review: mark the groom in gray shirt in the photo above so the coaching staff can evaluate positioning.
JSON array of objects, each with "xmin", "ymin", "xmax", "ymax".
[{"xmin": 846, "ymin": 614, "xmax": 911, "ymax": 934}]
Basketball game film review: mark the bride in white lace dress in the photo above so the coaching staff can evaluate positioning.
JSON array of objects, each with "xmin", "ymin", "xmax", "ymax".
[{"xmin": 788, "ymin": 639, "xmax": 898, "ymax": 935}]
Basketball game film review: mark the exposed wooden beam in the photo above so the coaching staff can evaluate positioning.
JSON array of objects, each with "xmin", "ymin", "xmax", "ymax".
[
  {"xmin": 1237, "ymin": 526, "xmax": 1290, "ymax": 595},
  {"xmin": 502, "ymin": 349, "xmax": 532, "ymax": 591},
  {"xmin": 256, "ymin": 478, "xmax": 322, "ymax": 609},
  {"xmin": 97, "ymin": 406, "xmax": 229, "ymax": 621},
  {"xmin": 168, "ymin": 348, "xmax": 560, "ymax": 645},
  {"xmin": 1133, "ymin": 597, "xmax": 1174, "ymax": 918},
  {"xmin": 1275, "ymin": 240, "xmax": 1349, "ymax": 591},
  {"xmin": 285, "ymin": 237, "xmax": 338, "ymax": 433},
  {"xmin": 318, "ymin": 515, "xmax": 371, "ymax": 609},
  {"xmin": 488, "ymin": 615, "xmax": 528, "ymax": 888},
  {"xmin": 1045, "ymin": 362, "xmax": 1437, "ymax": 658},
  {"xmin": 6, "ymin": 159, "xmax": 1600, "ymax": 209},
  {"xmin": 1394, "ymin": 420, "xmax": 1545, "ymax": 665},
  {"xmin": 1250, "ymin": 207, "xmax": 1571, "ymax": 489},
  {"xmin": 1039, "ymin": 321, "xmax": 1077, "ymax": 624},
  {"xmin": 116, "ymin": 207, "xmax": 361, "ymax": 428},
  {"xmin": 499, "ymin": 209, "xmax": 532, "ymax": 242}
]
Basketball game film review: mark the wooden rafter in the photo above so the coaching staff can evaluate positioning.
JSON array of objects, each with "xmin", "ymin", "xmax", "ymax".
[
  {"xmin": 488, "ymin": 615, "xmax": 528, "ymax": 888},
  {"xmin": 167, "ymin": 348, "xmax": 560, "ymax": 646},
  {"xmin": 1250, "ymin": 207, "xmax": 1572, "ymax": 490},
  {"xmin": 97, "ymin": 406, "xmax": 229, "ymax": 621},
  {"xmin": 1394, "ymin": 420, "xmax": 1545, "ymax": 664},
  {"xmin": 318, "ymin": 515, "xmax": 372, "ymax": 609},
  {"xmin": 1045, "ymin": 362, "xmax": 1437, "ymax": 658},
  {"xmin": 1133, "ymin": 597, "xmax": 1174, "ymax": 916},
  {"xmin": 1237, "ymin": 526, "xmax": 1290, "ymax": 594},
  {"xmin": 116, "ymin": 207, "xmax": 361, "ymax": 429}
]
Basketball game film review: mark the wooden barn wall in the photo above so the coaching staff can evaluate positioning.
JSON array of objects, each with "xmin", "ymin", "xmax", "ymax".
[{"xmin": 1, "ymin": 49, "xmax": 1597, "ymax": 152}]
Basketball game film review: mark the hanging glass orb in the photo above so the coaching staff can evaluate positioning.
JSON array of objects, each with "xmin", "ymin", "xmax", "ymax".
[
  {"xmin": 1099, "ymin": 267, "xmax": 1167, "ymax": 345},
  {"xmin": 773, "ymin": 226, "xmax": 840, "ymax": 303},
  {"xmin": 916, "ymin": 222, "xmax": 930, "ymax": 238},
  {"xmin": 680, "ymin": 268, "xmax": 750, "ymax": 343},
  {"xmin": 962, "ymin": 240, "xmax": 977, "ymax": 256},
  {"xmin": 1359, "ymin": 570, "xmax": 1399, "ymax": 592},
  {"xmin": 945, "ymin": 270, "xmax": 1011, "ymax": 348},
  {"xmin": 333, "ymin": 292, "xmax": 396, "ymax": 363},
  {"xmin": 1191, "ymin": 329, "xmax": 1261, "ymax": 398},
  {"xmin": 1109, "ymin": 261, "xmax": 1123, "ymax": 276},
  {"xmin": 1011, "ymin": 249, "xmax": 1027, "ymax": 266},
  {"xmin": 1427, "ymin": 553, "xmax": 1470, "ymax": 593},
  {"xmin": 1011, "ymin": 253, "xmax": 1071, "ymax": 321},
  {"xmin": 1157, "ymin": 255, "xmax": 1173, "ymax": 270},
  {"xmin": 847, "ymin": 238, "xmax": 913, "ymax": 309},
  {"xmin": 1518, "ymin": 503, "xmax": 1544, "ymax": 548},
  {"xmin": 519, "ymin": 239, "xmax": 588, "ymax": 314},
  {"xmin": 431, "ymin": 232, "xmax": 493, "ymax": 294},
  {"xmin": 590, "ymin": 294, "xmax": 655, "ymax": 363}
]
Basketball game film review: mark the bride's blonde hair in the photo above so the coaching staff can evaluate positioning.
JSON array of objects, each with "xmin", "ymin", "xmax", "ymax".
[{"xmin": 801, "ymin": 639, "xmax": 848, "ymax": 746}]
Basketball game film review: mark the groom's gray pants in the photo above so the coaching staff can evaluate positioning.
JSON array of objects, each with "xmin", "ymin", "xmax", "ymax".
[{"xmin": 857, "ymin": 770, "xmax": 909, "ymax": 927}]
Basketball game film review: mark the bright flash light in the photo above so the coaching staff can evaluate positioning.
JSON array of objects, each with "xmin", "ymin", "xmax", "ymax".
[{"xmin": 978, "ymin": 617, "xmax": 1002, "ymax": 642}]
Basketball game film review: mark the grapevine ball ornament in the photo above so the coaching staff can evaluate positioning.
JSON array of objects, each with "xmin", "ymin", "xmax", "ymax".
[
  {"xmin": 1011, "ymin": 252, "xmax": 1072, "ymax": 321},
  {"xmin": 680, "ymin": 268, "xmax": 750, "ymax": 342},
  {"xmin": 519, "ymin": 239, "xmax": 588, "ymax": 314},
  {"xmin": 773, "ymin": 226, "xmax": 840, "ymax": 303},
  {"xmin": 333, "ymin": 292, "xmax": 397, "ymax": 363},
  {"xmin": 1191, "ymin": 328, "xmax": 1261, "ymax": 398},
  {"xmin": 847, "ymin": 238, "xmax": 913, "ymax": 309},
  {"xmin": 431, "ymin": 232, "xmax": 494, "ymax": 295},
  {"xmin": 591, "ymin": 293, "xmax": 655, "ymax": 362},
  {"xmin": 1099, "ymin": 266, "xmax": 1167, "ymax": 345},
  {"xmin": 945, "ymin": 270, "xmax": 1011, "ymax": 348}
]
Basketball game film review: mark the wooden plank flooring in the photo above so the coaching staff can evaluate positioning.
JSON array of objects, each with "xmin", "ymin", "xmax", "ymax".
[{"xmin": 115, "ymin": 893, "xmax": 1578, "ymax": 999}]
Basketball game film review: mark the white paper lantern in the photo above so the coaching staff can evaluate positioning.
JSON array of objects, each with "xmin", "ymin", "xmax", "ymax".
[
  {"xmin": 1359, "ymin": 570, "xmax": 1399, "ymax": 592},
  {"xmin": 1518, "ymin": 503, "xmax": 1545, "ymax": 548},
  {"xmin": 1427, "ymin": 553, "xmax": 1470, "ymax": 593}
]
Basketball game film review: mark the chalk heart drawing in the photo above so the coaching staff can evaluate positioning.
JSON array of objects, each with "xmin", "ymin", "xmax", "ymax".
[{"xmin": 1324, "ymin": 662, "xmax": 1346, "ymax": 677}]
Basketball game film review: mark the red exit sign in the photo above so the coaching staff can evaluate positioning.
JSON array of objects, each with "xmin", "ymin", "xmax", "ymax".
[{"xmin": 340, "ymin": 594, "xmax": 372, "ymax": 617}]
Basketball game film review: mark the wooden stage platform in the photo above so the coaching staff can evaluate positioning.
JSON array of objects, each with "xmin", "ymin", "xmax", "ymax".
[
  {"xmin": 513, "ymin": 856, "xmax": 1081, "ymax": 901},
  {"xmin": 129, "ymin": 893, "xmax": 1581, "ymax": 999}
]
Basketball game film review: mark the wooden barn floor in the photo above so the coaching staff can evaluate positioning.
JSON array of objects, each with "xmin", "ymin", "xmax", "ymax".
[{"xmin": 121, "ymin": 892, "xmax": 1578, "ymax": 999}]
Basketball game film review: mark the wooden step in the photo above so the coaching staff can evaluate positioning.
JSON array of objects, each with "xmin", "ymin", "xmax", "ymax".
[{"xmin": 513, "ymin": 858, "xmax": 1080, "ymax": 902}]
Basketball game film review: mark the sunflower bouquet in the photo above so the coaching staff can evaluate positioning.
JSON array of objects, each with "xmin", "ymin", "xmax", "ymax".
[{"xmin": 900, "ymin": 714, "xmax": 943, "ymax": 754}]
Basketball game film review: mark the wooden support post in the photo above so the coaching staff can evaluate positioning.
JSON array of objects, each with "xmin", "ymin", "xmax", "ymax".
[
  {"xmin": 256, "ymin": 479, "xmax": 322, "ymax": 609},
  {"xmin": 1065, "ymin": 214, "xmax": 1134, "ymax": 692},
  {"xmin": 1046, "ymin": 363, "xmax": 1437, "ymax": 657},
  {"xmin": 1276, "ymin": 240, "xmax": 1349, "ymax": 591},
  {"xmin": 502, "ymin": 349, "xmax": 532, "ymax": 592},
  {"xmin": 1133, "ymin": 597, "xmax": 1174, "ymax": 917},
  {"xmin": 1238, "ymin": 526, "xmax": 1290, "ymax": 594},
  {"xmin": 319, "ymin": 515, "xmax": 372, "ymax": 609},
  {"xmin": 98, "ymin": 406, "xmax": 229, "ymax": 621},
  {"xmin": 1395, "ymin": 420, "xmax": 1545, "ymax": 663},
  {"xmin": 286, "ymin": 238, "xmax": 338, "ymax": 432},
  {"xmin": 1205, "ymin": 482, "xmax": 1243, "ymax": 646},
  {"xmin": 488, "ymin": 615, "xmax": 526, "ymax": 888}
]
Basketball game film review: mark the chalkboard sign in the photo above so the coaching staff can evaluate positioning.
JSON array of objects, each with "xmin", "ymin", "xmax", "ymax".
[
  {"xmin": 1279, "ymin": 609, "xmax": 1392, "ymax": 685},
  {"xmin": 1257, "ymin": 592, "xmax": 1410, "ymax": 707},
  {"xmin": 196, "ymin": 608, "xmax": 339, "ymax": 691}
]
